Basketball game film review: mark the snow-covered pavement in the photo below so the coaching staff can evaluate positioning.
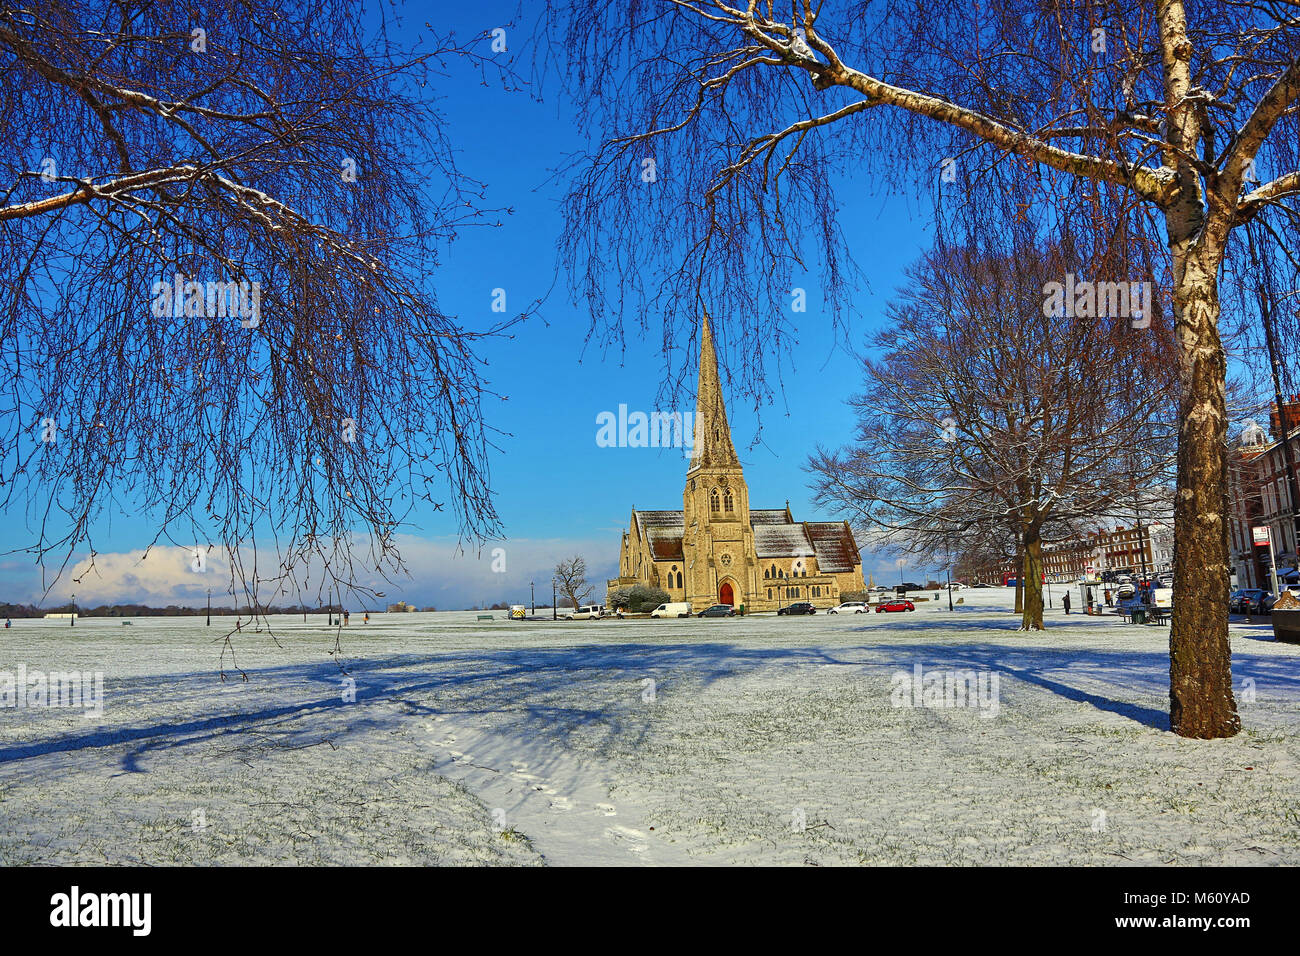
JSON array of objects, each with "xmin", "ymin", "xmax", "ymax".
[{"xmin": 2, "ymin": 589, "xmax": 1297, "ymax": 865}]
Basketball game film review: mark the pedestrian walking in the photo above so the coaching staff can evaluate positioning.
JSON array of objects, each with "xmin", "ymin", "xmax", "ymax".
[{"xmin": 1063, "ymin": 592, "xmax": 1072, "ymax": 615}]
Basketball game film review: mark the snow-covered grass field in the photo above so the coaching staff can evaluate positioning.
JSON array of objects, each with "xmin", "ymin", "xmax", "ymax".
[{"xmin": 3, "ymin": 587, "xmax": 1298, "ymax": 866}]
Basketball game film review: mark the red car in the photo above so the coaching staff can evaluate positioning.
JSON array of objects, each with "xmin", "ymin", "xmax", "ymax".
[{"xmin": 876, "ymin": 599, "xmax": 915, "ymax": 613}]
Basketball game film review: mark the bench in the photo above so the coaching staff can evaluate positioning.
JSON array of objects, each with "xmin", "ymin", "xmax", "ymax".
[{"xmin": 1120, "ymin": 605, "xmax": 1170, "ymax": 625}]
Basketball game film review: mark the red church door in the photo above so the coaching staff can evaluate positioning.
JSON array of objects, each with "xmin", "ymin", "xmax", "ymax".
[{"xmin": 719, "ymin": 581, "xmax": 734, "ymax": 606}]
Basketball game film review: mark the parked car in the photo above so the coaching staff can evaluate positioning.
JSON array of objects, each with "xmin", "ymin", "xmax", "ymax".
[
  {"xmin": 876, "ymin": 599, "xmax": 916, "ymax": 613},
  {"xmin": 566, "ymin": 604, "xmax": 605, "ymax": 620},
  {"xmin": 1243, "ymin": 589, "xmax": 1276, "ymax": 615},
  {"xmin": 650, "ymin": 602, "xmax": 691, "ymax": 619},
  {"xmin": 827, "ymin": 601, "xmax": 867, "ymax": 614},
  {"xmin": 697, "ymin": 604, "xmax": 736, "ymax": 618},
  {"xmin": 777, "ymin": 602, "xmax": 816, "ymax": 616},
  {"xmin": 1228, "ymin": 588, "xmax": 1248, "ymax": 613},
  {"xmin": 898, "ymin": 582, "xmax": 924, "ymax": 593},
  {"xmin": 947, "ymin": 582, "xmax": 968, "ymax": 590}
]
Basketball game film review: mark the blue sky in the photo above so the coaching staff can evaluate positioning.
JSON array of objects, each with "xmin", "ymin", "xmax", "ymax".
[{"xmin": 0, "ymin": 1, "xmax": 941, "ymax": 610}]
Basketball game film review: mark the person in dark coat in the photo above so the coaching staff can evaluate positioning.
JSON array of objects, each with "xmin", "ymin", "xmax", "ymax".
[{"xmin": 1063, "ymin": 592, "xmax": 1072, "ymax": 614}]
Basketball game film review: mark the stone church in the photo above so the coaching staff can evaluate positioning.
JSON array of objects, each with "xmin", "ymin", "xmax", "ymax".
[{"xmin": 606, "ymin": 316, "xmax": 865, "ymax": 612}]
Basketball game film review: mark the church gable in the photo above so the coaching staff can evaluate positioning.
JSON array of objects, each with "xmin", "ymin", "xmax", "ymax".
[
  {"xmin": 635, "ymin": 510, "xmax": 685, "ymax": 560},
  {"xmin": 805, "ymin": 522, "xmax": 860, "ymax": 574}
]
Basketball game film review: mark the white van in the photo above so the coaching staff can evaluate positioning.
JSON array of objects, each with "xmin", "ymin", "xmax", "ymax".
[
  {"xmin": 567, "ymin": 604, "xmax": 605, "ymax": 620},
  {"xmin": 650, "ymin": 602, "xmax": 691, "ymax": 619}
]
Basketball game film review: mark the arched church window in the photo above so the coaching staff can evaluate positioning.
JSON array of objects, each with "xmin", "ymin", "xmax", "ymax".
[
  {"xmin": 710, "ymin": 488, "xmax": 720, "ymax": 512},
  {"xmin": 723, "ymin": 490, "xmax": 734, "ymax": 513}
]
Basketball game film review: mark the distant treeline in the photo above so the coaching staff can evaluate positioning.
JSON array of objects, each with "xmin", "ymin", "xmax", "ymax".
[{"xmin": 0, "ymin": 603, "xmax": 370, "ymax": 619}]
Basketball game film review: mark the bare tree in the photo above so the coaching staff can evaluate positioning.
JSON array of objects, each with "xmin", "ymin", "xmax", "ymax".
[
  {"xmin": 0, "ymin": 1, "xmax": 521, "ymax": 616},
  {"xmin": 544, "ymin": 0, "xmax": 1300, "ymax": 737},
  {"xmin": 554, "ymin": 555, "xmax": 593, "ymax": 610},
  {"xmin": 811, "ymin": 237, "xmax": 1178, "ymax": 629}
]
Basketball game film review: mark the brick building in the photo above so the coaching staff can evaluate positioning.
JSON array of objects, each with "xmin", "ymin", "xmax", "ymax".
[
  {"xmin": 959, "ymin": 522, "xmax": 1173, "ymax": 585},
  {"xmin": 1228, "ymin": 399, "xmax": 1300, "ymax": 589}
]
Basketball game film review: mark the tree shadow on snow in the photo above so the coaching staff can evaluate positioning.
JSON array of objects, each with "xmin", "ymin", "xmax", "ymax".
[{"xmin": 2, "ymin": 635, "xmax": 1293, "ymax": 772}]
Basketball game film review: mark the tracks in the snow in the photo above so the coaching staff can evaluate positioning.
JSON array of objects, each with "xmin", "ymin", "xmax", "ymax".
[{"xmin": 419, "ymin": 716, "xmax": 690, "ymax": 866}]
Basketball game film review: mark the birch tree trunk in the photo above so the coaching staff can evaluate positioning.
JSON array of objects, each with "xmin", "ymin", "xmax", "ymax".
[{"xmin": 1168, "ymin": 244, "xmax": 1240, "ymax": 737}]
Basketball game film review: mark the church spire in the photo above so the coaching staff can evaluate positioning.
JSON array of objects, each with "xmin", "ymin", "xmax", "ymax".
[{"xmin": 689, "ymin": 313, "xmax": 739, "ymax": 472}]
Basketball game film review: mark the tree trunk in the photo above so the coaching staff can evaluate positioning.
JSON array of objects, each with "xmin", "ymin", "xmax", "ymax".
[
  {"xmin": 1168, "ymin": 249, "xmax": 1240, "ymax": 738},
  {"xmin": 1022, "ymin": 530, "xmax": 1045, "ymax": 630},
  {"xmin": 1014, "ymin": 537, "xmax": 1024, "ymax": 614}
]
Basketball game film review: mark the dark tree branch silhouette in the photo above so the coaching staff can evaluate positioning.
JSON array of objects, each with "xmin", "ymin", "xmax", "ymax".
[{"xmin": 0, "ymin": 0, "xmax": 521, "ymax": 616}]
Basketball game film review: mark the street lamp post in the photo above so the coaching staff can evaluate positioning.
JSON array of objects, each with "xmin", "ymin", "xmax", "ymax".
[
  {"xmin": 71, "ymin": 593, "xmax": 75, "ymax": 627},
  {"xmin": 530, "ymin": 581, "xmax": 535, "ymax": 616},
  {"xmin": 206, "ymin": 587, "xmax": 211, "ymax": 626},
  {"xmin": 552, "ymin": 579, "xmax": 557, "ymax": 621}
]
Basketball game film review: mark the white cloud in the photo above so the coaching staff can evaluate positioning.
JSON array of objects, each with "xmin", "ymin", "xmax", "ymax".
[{"xmin": 0, "ymin": 534, "xmax": 620, "ymax": 610}]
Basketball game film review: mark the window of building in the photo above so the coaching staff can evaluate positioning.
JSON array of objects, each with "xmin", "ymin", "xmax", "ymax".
[
  {"xmin": 710, "ymin": 488, "xmax": 720, "ymax": 512},
  {"xmin": 723, "ymin": 489, "xmax": 734, "ymax": 513}
]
